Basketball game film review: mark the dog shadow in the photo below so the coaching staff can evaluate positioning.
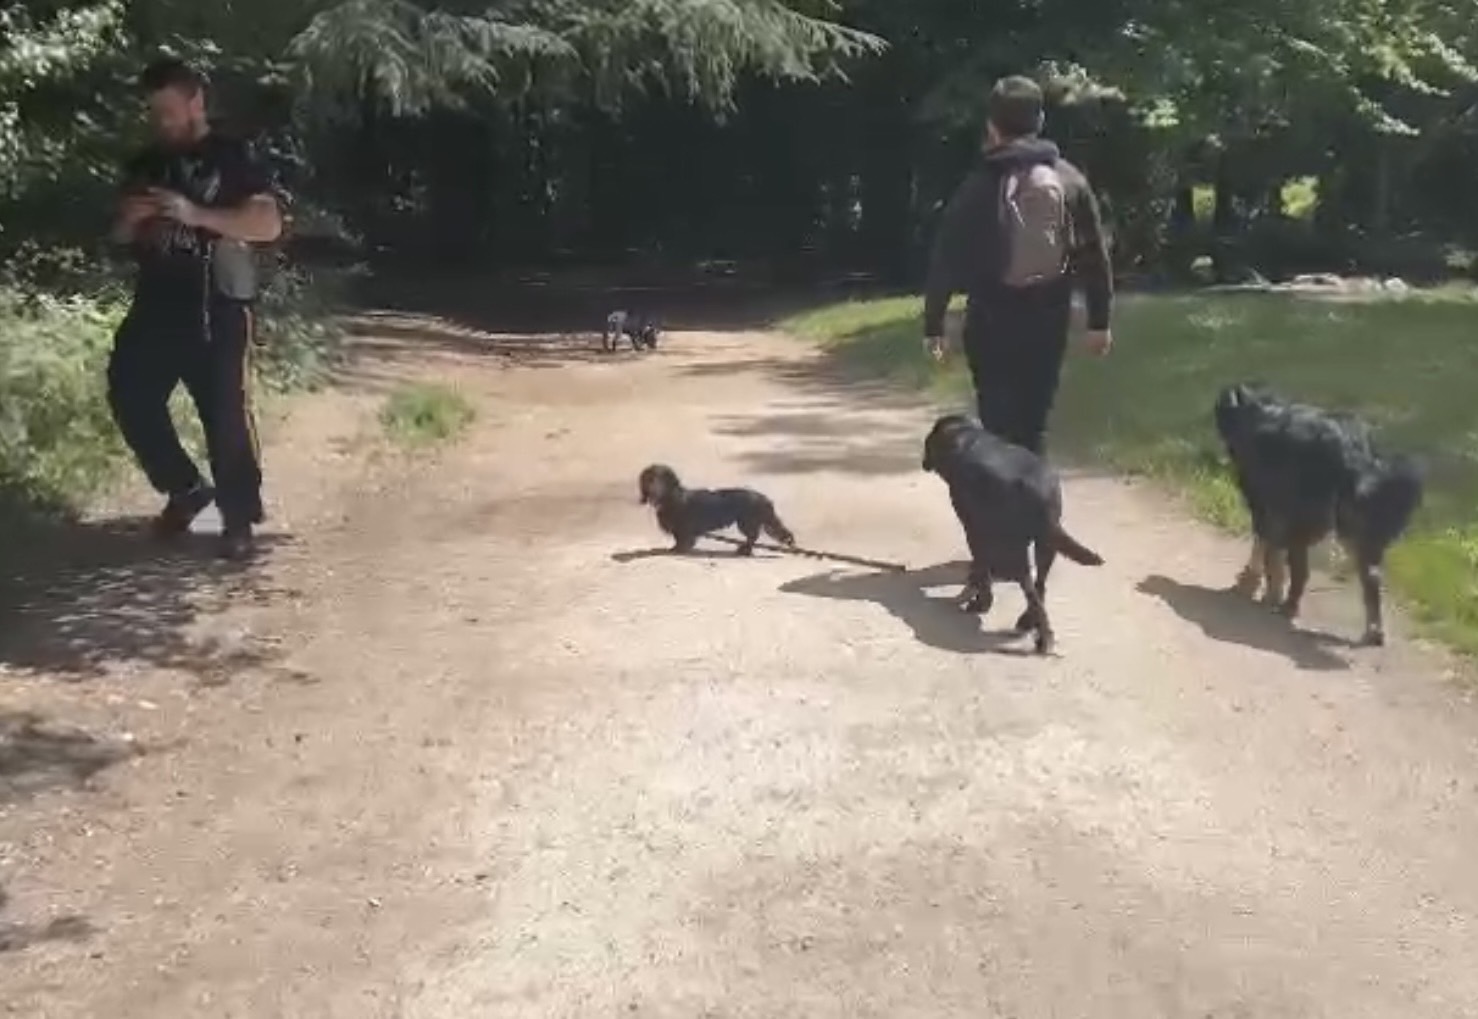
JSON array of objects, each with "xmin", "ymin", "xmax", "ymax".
[
  {"xmin": 1136, "ymin": 575, "xmax": 1353, "ymax": 672},
  {"xmin": 610, "ymin": 545, "xmax": 786, "ymax": 565},
  {"xmin": 781, "ymin": 560, "xmax": 1042, "ymax": 657}
]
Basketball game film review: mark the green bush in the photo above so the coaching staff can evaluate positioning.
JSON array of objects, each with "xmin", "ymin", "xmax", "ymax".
[
  {"xmin": 254, "ymin": 255, "xmax": 354, "ymax": 393},
  {"xmin": 0, "ymin": 289, "xmax": 128, "ymax": 516},
  {"xmin": 379, "ymin": 383, "xmax": 476, "ymax": 447},
  {"xmin": 0, "ymin": 254, "xmax": 351, "ymax": 524}
]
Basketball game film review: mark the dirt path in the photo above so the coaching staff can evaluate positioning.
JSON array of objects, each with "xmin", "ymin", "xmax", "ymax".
[{"xmin": 3, "ymin": 314, "xmax": 1478, "ymax": 1017}]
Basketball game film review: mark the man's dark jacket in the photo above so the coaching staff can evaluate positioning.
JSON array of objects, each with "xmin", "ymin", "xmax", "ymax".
[{"xmin": 922, "ymin": 137, "xmax": 1113, "ymax": 339}]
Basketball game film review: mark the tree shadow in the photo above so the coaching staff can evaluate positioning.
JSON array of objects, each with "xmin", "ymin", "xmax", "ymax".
[
  {"xmin": 0, "ymin": 710, "xmax": 141, "ymax": 805},
  {"xmin": 338, "ymin": 266, "xmax": 897, "ymax": 381},
  {"xmin": 0, "ymin": 517, "xmax": 295, "ymax": 682},
  {"xmin": 354, "ymin": 266, "xmax": 867, "ymax": 337},
  {"xmin": 706, "ymin": 400, "xmax": 925, "ymax": 477},
  {"xmin": 0, "ymin": 887, "xmax": 97, "ymax": 955},
  {"xmin": 343, "ymin": 313, "xmax": 632, "ymax": 378},
  {"xmin": 781, "ymin": 561, "xmax": 1041, "ymax": 657},
  {"xmin": 1136, "ymin": 575, "xmax": 1352, "ymax": 672}
]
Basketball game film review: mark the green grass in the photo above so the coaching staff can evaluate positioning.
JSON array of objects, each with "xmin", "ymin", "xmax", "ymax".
[
  {"xmin": 380, "ymin": 383, "xmax": 476, "ymax": 447},
  {"xmin": 784, "ymin": 288, "xmax": 1478, "ymax": 654}
]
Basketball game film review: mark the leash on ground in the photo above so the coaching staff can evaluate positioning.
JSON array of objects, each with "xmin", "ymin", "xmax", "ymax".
[{"xmin": 705, "ymin": 534, "xmax": 908, "ymax": 573}]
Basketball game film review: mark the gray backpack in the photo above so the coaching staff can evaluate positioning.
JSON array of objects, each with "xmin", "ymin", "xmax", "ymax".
[{"xmin": 1000, "ymin": 162, "xmax": 1069, "ymax": 287}]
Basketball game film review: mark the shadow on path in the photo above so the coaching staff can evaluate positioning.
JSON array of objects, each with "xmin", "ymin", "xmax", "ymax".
[
  {"xmin": 0, "ymin": 710, "xmax": 142, "ymax": 806},
  {"xmin": 1137, "ymin": 575, "xmax": 1352, "ymax": 672},
  {"xmin": 1, "ymin": 517, "xmax": 295, "ymax": 682},
  {"xmin": 611, "ymin": 545, "xmax": 787, "ymax": 565},
  {"xmin": 0, "ymin": 887, "xmax": 97, "ymax": 955}
]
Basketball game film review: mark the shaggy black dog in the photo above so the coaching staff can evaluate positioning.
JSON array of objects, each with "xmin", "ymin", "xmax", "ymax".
[
  {"xmin": 922, "ymin": 414, "xmax": 1104, "ymax": 655},
  {"xmin": 1214, "ymin": 382, "xmax": 1424, "ymax": 646},
  {"xmin": 638, "ymin": 464, "xmax": 795, "ymax": 556},
  {"xmin": 603, "ymin": 310, "xmax": 660, "ymax": 353}
]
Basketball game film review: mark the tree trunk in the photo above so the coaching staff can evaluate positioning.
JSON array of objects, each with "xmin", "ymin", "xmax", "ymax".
[
  {"xmin": 1165, "ymin": 183, "xmax": 1197, "ymax": 280},
  {"xmin": 1211, "ymin": 152, "xmax": 1240, "ymax": 281},
  {"xmin": 1372, "ymin": 137, "xmax": 1392, "ymax": 238}
]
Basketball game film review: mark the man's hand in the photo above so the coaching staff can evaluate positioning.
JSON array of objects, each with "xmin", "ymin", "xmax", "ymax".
[
  {"xmin": 147, "ymin": 188, "xmax": 204, "ymax": 228},
  {"xmin": 112, "ymin": 192, "xmax": 159, "ymax": 244},
  {"xmin": 1084, "ymin": 329, "xmax": 1113, "ymax": 357},
  {"xmin": 924, "ymin": 334, "xmax": 946, "ymax": 362},
  {"xmin": 120, "ymin": 193, "xmax": 157, "ymax": 221}
]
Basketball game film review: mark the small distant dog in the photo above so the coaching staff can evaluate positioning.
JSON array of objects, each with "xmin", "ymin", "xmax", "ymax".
[
  {"xmin": 1214, "ymin": 382, "xmax": 1424, "ymax": 646},
  {"xmin": 638, "ymin": 464, "xmax": 795, "ymax": 556},
  {"xmin": 604, "ymin": 310, "xmax": 660, "ymax": 353},
  {"xmin": 922, "ymin": 414, "xmax": 1104, "ymax": 655}
]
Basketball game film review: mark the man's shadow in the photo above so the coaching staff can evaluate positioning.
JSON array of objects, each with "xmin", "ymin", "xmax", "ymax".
[
  {"xmin": 1, "ymin": 515, "xmax": 295, "ymax": 681},
  {"xmin": 1136, "ymin": 575, "xmax": 1352, "ymax": 672},
  {"xmin": 781, "ymin": 561, "xmax": 1040, "ymax": 657}
]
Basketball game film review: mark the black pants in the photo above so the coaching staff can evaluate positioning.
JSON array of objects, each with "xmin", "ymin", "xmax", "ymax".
[
  {"xmin": 962, "ymin": 281, "xmax": 1072, "ymax": 456},
  {"xmin": 107, "ymin": 298, "xmax": 264, "ymax": 528}
]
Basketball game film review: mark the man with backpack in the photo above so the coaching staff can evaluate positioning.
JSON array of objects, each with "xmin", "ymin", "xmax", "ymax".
[
  {"xmin": 108, "ymin": 57, "xmax": 284, "ymax": 560},
  {"xmin": 922, "ymin": 75, "xmax": 1113, "ymax": 456}
]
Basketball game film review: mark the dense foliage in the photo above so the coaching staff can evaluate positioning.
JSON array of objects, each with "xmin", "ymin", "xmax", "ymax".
[
  {"xmin": 6, "ymin": 0, "xmax": 1478, "ymax": 281},
  {"xmin": 3, "ymin": 0, "xmax": 1478, "ymax": 516}
]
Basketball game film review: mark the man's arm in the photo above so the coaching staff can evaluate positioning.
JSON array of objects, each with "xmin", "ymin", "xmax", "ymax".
[
  {"xmin": 110, "ymin": 152, "xmax": 156, "ymax": 246},
  {"xmin": 111, "ymin": 193, "xmax": 156, "ymax": 245},
  {"xmin": 190, "ymin": 195, "xmax": 283, "ymax": 244},
  {"xmin": 151, "ymin": 138, "xmax": 285, "ymax": 244},
  {"xmin": 1065, "ymin": 169, "xmax": 1113, "ymax": 333},
  {"xmin": 923, "ymin": 172, "xmax": 993, "ymax": 339}
]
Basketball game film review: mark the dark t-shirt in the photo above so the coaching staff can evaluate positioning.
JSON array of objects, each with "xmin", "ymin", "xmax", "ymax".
[{"xmin": 120, "ymin": 132, "xmax": 277, "ymax": 312}]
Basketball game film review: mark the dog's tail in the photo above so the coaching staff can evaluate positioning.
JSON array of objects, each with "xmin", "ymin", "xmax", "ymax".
[
  {"xmin": 763, "ymin": 509, "xmax": 797, "ymax": 547},
  {"xmin": 1053, "ymin": 525, "xmax": 1104, "ymax": 566}
]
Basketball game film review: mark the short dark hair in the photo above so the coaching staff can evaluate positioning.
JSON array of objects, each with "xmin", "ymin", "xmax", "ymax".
[
  {"xmin": 987, "ymin": 76, "xmax": 1045, "ymax": 139},
  {"xmin": 140, "ymin": 57, "xmax": 206, "ymax": 95}
]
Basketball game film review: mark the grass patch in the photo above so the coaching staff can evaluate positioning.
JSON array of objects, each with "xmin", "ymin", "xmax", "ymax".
[
  {"xmin": 783, "ymin": 288, "xmax": 1478, "ymax": 654},
  {"xmin": 380, "ymin": 383, "xmax": 476, "ymax": 446}
]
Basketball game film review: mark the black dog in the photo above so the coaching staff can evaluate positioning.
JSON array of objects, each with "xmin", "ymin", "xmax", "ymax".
[
  {"xmin": 1214, "ymin": 382, "xmax": 1424, "ymax": 646},
  {"xmin": 638, "ymin": 464, "xmax": 795, "ymax": 556},
  {"xmin": 922, "ymin": 414, "xmax": 1104, "ymax": 654},
  {"xmin": 604, "ymin": 311, "xmax": 660, "ymax": 353}
]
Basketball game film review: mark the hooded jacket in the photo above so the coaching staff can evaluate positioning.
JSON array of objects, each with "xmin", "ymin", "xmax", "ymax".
[{"xmin": 922, "ymin": 138, "xmax": 1113, "ymax": 338}]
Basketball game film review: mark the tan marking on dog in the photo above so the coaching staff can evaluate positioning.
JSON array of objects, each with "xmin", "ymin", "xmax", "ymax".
[
  {"xmin": 1234, "ymin": 536, "xmax": 1266, "ymax": 597},
  {"xmin": 1262, "ymin": 543, "xmax": 1288, "ymax": 606}
]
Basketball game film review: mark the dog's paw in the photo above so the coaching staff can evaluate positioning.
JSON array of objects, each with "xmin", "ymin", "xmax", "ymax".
[
  {"xmin": 1034, "ymin": 630, "xmax": 1055, "ymax": 656},
  {"xmin": 1360, "ymin": 627, "xmax": 1386, "ymax": 648},
  {"xmin": 1233, "ymin": 569, "xmax": 1262, "ymax": 597},
  {"xmin": 959, "ymin": 586, "xmax": 992, "ymax": 615},
  {"xmin": 1277, "ymin": 599, "xmax": 1301, "ymax": 620}
]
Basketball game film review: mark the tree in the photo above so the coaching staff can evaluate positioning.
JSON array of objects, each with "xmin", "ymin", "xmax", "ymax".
[{"xmin": 287, "ymin": 0, "xmax": 883, "ymax": 121}]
